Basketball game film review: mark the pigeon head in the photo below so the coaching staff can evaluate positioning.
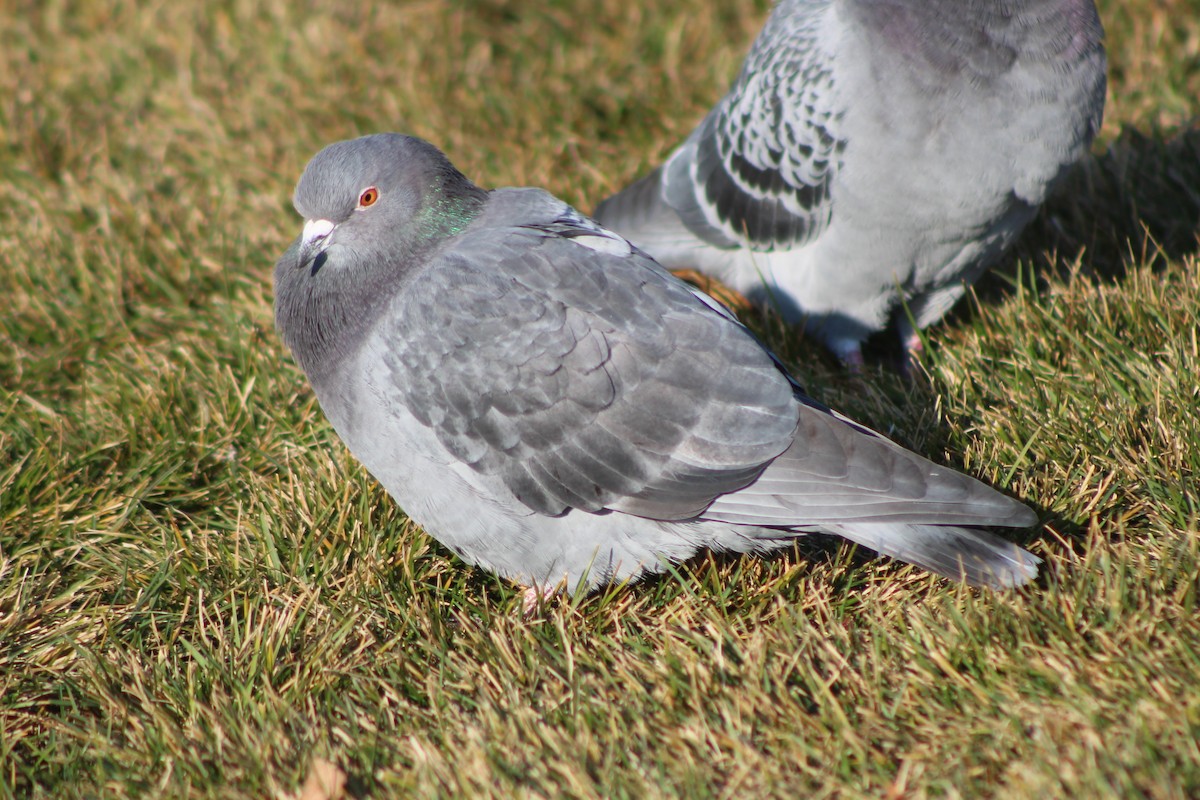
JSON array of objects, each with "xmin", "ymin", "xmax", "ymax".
[
  {"xmin": 274, "ymin": 133, "xmax": 488, "ymax": 381},
  {"xmin": 288, "ymin": 133, "xmax": 487, "ymax": 275}
]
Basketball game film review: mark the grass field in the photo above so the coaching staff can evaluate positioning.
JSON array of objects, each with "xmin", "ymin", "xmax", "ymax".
[{"xmin": 2, "ymin": 0, "xmax": 1199, "ymax": 796}]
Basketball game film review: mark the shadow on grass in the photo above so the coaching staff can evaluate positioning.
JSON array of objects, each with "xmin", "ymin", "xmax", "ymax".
[
  {"xmin": 685, "ymin": 125, "xmax": 1200, "ymax": 383},
  {"xmin": 977, "ymin": 124, "xmax": 1200, "ymax": 306},
  {"xmin": 849, "ymin": 124, "xmax": 1200, "ymax": 370}
]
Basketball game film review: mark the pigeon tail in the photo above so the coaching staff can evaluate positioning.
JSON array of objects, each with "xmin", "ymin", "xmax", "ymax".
[
  {"xmin": 824, "ymin": 522, "xmax": 1040, "ymax": 589},
  {"xmin": 592, "ymin": 166, "xmax": 689, "ymax": 252}
]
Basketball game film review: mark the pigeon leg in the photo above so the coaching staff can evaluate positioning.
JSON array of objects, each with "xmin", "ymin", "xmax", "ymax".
[
  {"xmin": 828, "ymin": 338, "xmax": 865, "ymax": 373},
  {"xmin": 902, "ymin": 333, "xmax": 924, "ymax": 379},
  {"xmin": 897, "ymin": 320, "xmax": 925, "ymax": 380}
]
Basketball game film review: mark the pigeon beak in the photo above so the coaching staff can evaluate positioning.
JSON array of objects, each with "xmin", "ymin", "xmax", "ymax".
[{"xmin": 297, "ymin": 218, "xmax": 336, "ymax": 272}]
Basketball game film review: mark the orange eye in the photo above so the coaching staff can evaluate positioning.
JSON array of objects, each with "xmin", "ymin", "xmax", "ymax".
[{"xmin": 358, "ymin": 187, "xmax": 379, "ymax": 208}]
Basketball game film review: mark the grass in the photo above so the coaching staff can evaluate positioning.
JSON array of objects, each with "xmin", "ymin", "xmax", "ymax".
[{"xmin": 1, "ymin": 0, "xmax": 1198, "ymax": 796}]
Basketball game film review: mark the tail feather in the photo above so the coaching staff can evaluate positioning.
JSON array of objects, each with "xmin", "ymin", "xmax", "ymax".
[
  {"xmin": 594, "ymin": 165, "xmax": 707, "ymax": 257},
  {"xmin": 593, "ymin": 165, "xmax": 666, "ymax": 234},
  {"xmin": 826, "ymin": 522, "xmax": 1041, "ymax": 589}
]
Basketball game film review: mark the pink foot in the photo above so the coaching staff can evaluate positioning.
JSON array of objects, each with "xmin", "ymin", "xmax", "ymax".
[
  {"xmin": 830, "ymin": 340, "xmax": 865, "ymax": 373},
  {"xmin": 901, "ymin": 331, "xmax": 924, "ymax": 380},
  {"xmin": 521, "ymin": 585, "xmax": 555, "ymax": 617},
  {"xmin": 842, "ymin": 348, "xmax": 865, "ymax": 374}
]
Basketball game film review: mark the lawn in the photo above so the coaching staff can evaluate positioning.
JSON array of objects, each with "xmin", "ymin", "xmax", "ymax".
[{"xmin": 1, "ymin": 0, "xmax": 1198, "ymax": 797}]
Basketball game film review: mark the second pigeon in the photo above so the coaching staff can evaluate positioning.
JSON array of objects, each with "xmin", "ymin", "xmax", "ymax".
[{"xmin": 595, "ymin": 0, "xmax": 1107, "ymax": 367}]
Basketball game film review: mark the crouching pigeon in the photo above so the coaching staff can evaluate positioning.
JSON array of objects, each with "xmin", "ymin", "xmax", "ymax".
[
  {"xmin": 274, "ymin": 134, "xmax": 1041, "ymax": 604},
  {"xmin": 594, "ymin": 0, "xmax": 1107, "ymax": 368}
]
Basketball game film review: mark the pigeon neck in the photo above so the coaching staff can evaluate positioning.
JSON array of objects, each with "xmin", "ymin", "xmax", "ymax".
[
  {"xmin": 276, "ymin": 187, "xmax": 489, "ymax": 388},
  {"xmin": 416, "ymin": 185, "xmax": 487, "ymax": 242},
  {"xmin": 275, "ymin": 259, "xmax": 393, "ymax": 388}
]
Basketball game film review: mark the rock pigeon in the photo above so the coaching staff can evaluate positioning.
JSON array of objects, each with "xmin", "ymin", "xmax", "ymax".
[
  {"xmin": 593, "ymin": 0, "xmax": 1107, "ymax": 367},
  {"xmin": 274, "ymin": 133, "xmax": 1040, "ymax": 603}
]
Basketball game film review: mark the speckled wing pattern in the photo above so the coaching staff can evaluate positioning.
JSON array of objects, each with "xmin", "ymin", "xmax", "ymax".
[
  {"xmin": 664, "ymin": 1, "xmax": 845, "ymax": 251},
  {"xmin": 381, "ymin": 198, "xmax": 803, "ymax": 521}
]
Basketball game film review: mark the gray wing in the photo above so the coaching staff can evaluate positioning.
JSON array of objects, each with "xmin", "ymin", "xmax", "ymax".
[
  {"xmin": 383, "ymin": 204, "xmax": 802, "ymax": 520},
  {"xmin": 660, "ymin": 0, "xmax": 844, "ymax": 251},
  {"xmin": 704, "ymin": 404, "xmax": 1037, "ymax": 528},
  {"xmin": 383, "ymin": 194, "xmax": 1033, "ymax": 548}
]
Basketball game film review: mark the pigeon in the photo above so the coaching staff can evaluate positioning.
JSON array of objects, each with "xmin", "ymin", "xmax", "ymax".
[
  {"xmin": 593, "ymin": 0, "xmax": 1107, "ymax": 367},
  {"xmin": 274, "ymin": 133, "xmax": 1041, "ymax": 604}
]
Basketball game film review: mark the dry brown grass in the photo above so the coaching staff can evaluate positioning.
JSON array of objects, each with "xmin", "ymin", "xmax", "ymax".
[{"xmin": 1, "ymin": 0, "xmax": 1198, "ymax": 797}]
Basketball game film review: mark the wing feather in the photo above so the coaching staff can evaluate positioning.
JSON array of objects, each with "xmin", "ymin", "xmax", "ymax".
[
  {"xmin": 384, "ymin": 204, "xmax": 800, "ymax": 519},
  {"xmin": 659, "ymin": 2, "xmax": 847, "ymax": 251}
]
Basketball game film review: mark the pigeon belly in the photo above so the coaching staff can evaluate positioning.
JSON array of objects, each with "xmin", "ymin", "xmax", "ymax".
[{"xmin": 306, "ymin": 330, "xmax": 758, "ymax": 594}]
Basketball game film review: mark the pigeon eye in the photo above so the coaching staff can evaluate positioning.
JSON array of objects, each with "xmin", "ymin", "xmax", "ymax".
[{"xmin": 358, "ymin": 187, "xmax": 379, "ymax": 208}]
